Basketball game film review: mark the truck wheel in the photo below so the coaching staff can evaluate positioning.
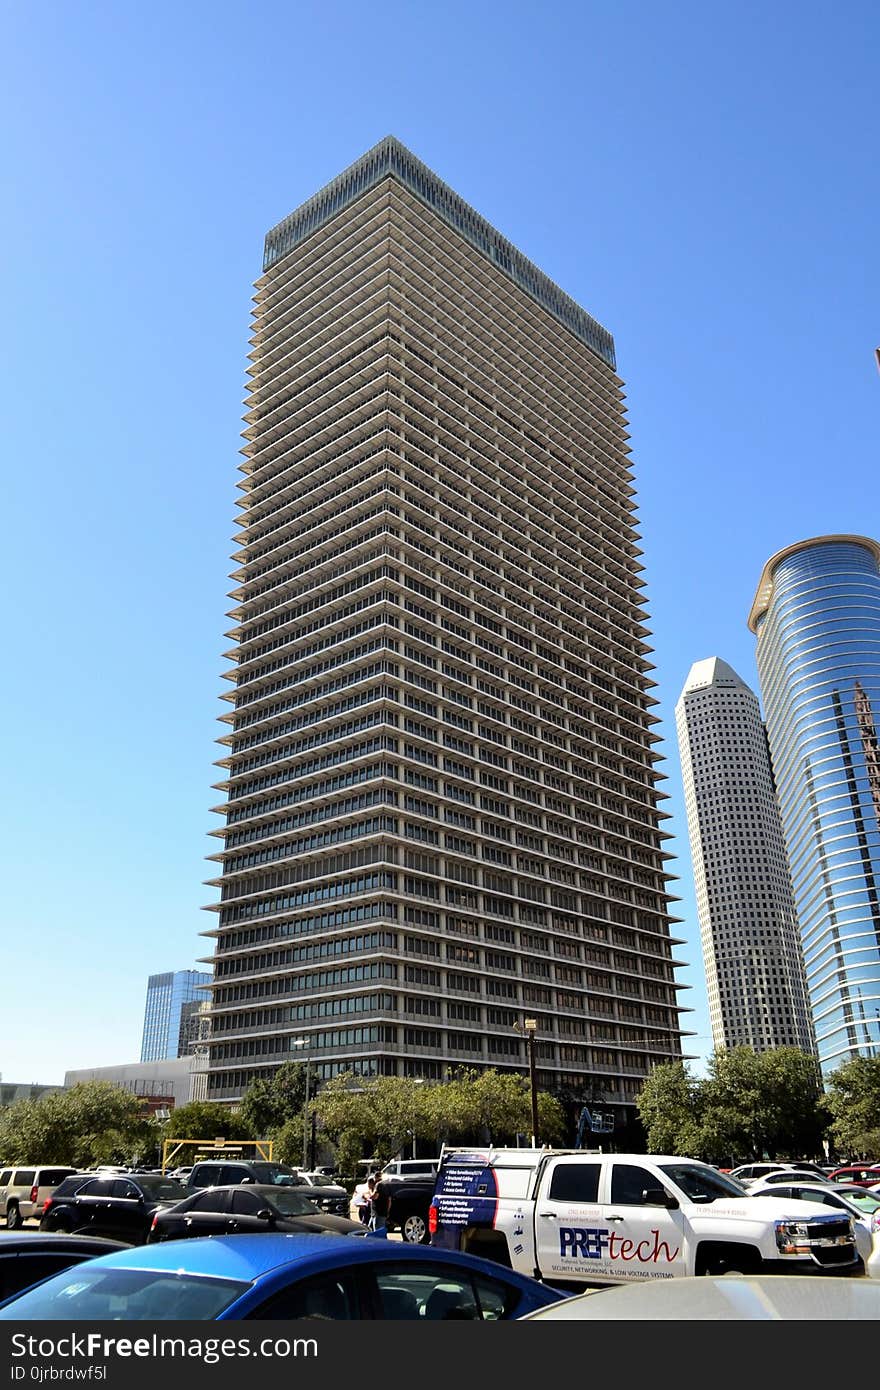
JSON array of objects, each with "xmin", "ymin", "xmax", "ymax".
[
  {"xmin": 5, "ymin": 1204, "xmax": 22, "ymax": 1230},
  {"xmin": 401, "ymin": 1213, "xmax": 429, "ymax": 1244},
  {"xmin": 696, "ymin": 1244, "xmax": 759, "ymax": 1276},
  {"xmin": 462, "ymin": 1232, "xmax": 512, "ymax": 1267}
]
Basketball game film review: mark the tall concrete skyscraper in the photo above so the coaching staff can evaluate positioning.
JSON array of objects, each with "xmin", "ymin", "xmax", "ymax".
[
  {"xmin": 749, "ymin": 535, "xmax": 880, "ymax": 1076},
  {"xmin": 203, "ymin": 137, "xmax": 685, "ymax": 1124},
  {"xmin": 675, "ymin": 658, "xmax": 815, "ymax": 1055}
]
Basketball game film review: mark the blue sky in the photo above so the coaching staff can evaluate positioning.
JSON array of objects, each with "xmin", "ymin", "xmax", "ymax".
[{"xmin": 3, "ymin": 1, "xmax": 878, "ymax": 1084}]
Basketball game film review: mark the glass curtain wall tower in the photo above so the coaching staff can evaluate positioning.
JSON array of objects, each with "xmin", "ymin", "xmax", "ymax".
[
  {"xmin": 675, "ymin": 657, "xmax": 815, "ymax": 1054},
  {"xmin": 749, "ymin": 536, "xmax": 880, "ymax": 1076},
  {"xmin": 203, "ymin": 137, "xmax": 686, "ymax": 1118},
  {"xmin": 140, "ymin": 970, "xmax": 211, "ymax": 1063}
]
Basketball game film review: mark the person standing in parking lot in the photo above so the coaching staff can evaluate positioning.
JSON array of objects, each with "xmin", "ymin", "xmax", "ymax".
[
  {"xmin": 353, "ymin": 1176, "xmax": 372, "ymax": 1225},
  {"xmin": 369, "ymin": 1173, "xmax": 389, "ymax": 1236}
]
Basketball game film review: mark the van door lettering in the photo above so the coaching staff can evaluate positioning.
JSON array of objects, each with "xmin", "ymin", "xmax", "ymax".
[
  {"xmin": 560, "ymin": 1226, "xmax": 679, "ymax": 1264},
  {"xmin": 559, "ymin": 1227, "xmax": 609, "ymax": 1259}
]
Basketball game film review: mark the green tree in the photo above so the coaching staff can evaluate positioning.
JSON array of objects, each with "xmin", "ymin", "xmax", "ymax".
[
  {"xmin": 635, "ymin": 1047, "xmax": 826, "ymax": 1164},
  {"xmin": 312, "ymin": 1077, "xmax": 382, "ymax": 1175},
  {"xmin": 702, "ymin": 1047, "xmax": 824, "ymax": 1161},
  {"xmin": 313, "ymin": 1069, "xmax": 565, "ymax": 1165},
  {"xmin": 823, "ymin": 1055, "xmax": 880, "ymax": 1158},
  {"xmin": 331, "ymin": 1128, "xmax": 370, "ymax": 1181},
  {"xmin": 0, "ymin": 1093, "xmax": 71, "ymax": 1165},
  {"xmin": 700, "ymin": 1047, "xmax": 768, "ymax": 1160},
  {"xmin": 427, "ymin": 1069, "xmax": 565, "ymax": 1146},
  {"xmin": 64, "ymin": 1084, "xmax": 159, "ymax": 1166},
  {"xmin": 268, "ymin": 1117, "xmax": 306, "ymax": 1167},
  {"xmin": 751, "ymin": 1047, "xmax": 824, "ymax": 1158},
  {"xmin": 0, "ymin": 1083, "xmax": 157, "ymax": 1166},
  {"xmin": 161, "ymin": 1102, "xmax": 242, "ymax": 1141},
  {"xmin": 237, "ymin": 1062, "xmax": 307, "ymax": 1137},
  {"xmin": 314, "ymin": 1075, "xmax": 433, "ymax": 1167},
  {"xmin": 636, "ymin": 1061, "xmax": 704, "ymax": 1155}
]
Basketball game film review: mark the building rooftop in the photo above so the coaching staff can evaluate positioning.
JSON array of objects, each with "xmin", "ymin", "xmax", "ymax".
[
  {"xmin": 747, "ymin": 534, "xmax": 880, "ymax": 633},
  {"xmin": 262, "ymin": 135, "xmax": 616, "ymax": 369},
  {"xmin": 677, "ymin": 656, "xmax": 751, "ymax": 703}
]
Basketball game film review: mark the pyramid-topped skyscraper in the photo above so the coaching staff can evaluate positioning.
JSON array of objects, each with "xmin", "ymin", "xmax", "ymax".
[{"xmin": 676, "ymin": 657, "xmax": 814, "ymax": 1054}]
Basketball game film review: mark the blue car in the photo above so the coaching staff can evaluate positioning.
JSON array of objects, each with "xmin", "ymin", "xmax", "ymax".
[{"xmin": 0, "ymin": 1234, "xmax": 564, "ymax": 1320}]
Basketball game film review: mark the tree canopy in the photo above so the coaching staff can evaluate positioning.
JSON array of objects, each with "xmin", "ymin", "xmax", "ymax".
[
  {"xmin": 236, "ymin": 1061, "xmax": 307, "ymax": 1137},
  {"xmin": 312, "ymin": 1068, "xmax": 565, "ymax": 1173},
  {"xmin": 636, "ymin": 1047, "xmax": 825, "ymax": 1162},
  {"xmin": 161, "ymin": 1101, "xmax": 245, "ymax": 1141},
  {"xmin": 634, "ymin": 1060, "xmax": 705, "ymax": 1156},
  {"xmin": 0, "ymin": 1083, "xmax": 157, "ymax": 1166},
  {"xmin": 822, "ymin": 1055, "xmax": 880, "ymax": 1157}
]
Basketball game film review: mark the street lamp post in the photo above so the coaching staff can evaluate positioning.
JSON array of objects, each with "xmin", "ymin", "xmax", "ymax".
[
  {"xmin": 290, "ymin": 1037, "xmax": 310, "ymax": 1170},
  {"xmin": 513, "ymin": 1017, "xmax": 540, "ymax": 1145},
  {"xmin": 524, "ymin": 1019, "xmax": 539, "ymax": 1146},
  {"xmin": 408, "ymin": 1078, "xmax": 425, "ymax": 1158}
]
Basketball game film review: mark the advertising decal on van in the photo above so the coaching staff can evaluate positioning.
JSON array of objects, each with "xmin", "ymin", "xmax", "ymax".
[{"xmin": 432, "ymin": 1156, "xmax": 499, "ymax": 1229}]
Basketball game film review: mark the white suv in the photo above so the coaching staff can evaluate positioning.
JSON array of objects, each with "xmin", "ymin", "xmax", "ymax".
[
  {"xmin": 0, "ymin": 1166, "xmax": 79, "ymax": 1228},
  {"xmin": 380, "ymin": 1159, "xmax": 439, "ymax": 1182}
]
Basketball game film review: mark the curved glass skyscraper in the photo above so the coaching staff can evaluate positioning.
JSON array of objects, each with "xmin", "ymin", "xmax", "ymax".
[{"xmin": 749, "ymin": 536, "xmax": 880, "ymax": 1076}]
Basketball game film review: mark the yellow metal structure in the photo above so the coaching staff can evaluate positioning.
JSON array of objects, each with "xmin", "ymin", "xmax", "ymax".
[{"xmin": 161, "ymin": 1138, "xmax": 274, "ymax": 1174}]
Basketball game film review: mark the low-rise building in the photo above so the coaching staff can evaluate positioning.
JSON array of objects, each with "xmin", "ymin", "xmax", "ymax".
[
  {"xmin": 64, "ymin": 1057, "xmax": 199, "ymax": 1112},
  {"xmin": 0, "ymin": 1080, "xmax": 63, "ymax": 1107}
]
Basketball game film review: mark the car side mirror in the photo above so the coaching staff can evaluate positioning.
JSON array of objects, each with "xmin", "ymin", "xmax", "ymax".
[
  {"xmin": 257, "ymin": 1208, "xmax": 275, "ymax": 1222},
  {"xmin": 642, "ymin": 1187, "xmax": 679, "ymax": 1209}
]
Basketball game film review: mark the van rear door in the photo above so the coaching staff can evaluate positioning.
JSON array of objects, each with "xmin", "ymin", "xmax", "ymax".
[{"xmin": 430, "ymin": 1153, "xmax": 498, "ymax": 1250}]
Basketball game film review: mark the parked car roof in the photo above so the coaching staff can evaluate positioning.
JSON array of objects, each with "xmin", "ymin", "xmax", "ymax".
[
  {"xmin": 29, "ymin": 1232, "xmax": 436, "ymax": 1278},
  {"xmin": 522, "ymin": 1275, "xmax": 880, "ymax": 1320},
  {"xmin": 750, "ymin": 1179, "xmax": 880, "ymax": 1209},
  {"xmin": 828, "ymin": 1165, "xmax": 880, "ymax": 1177},
  {"xmin": 0, "ymin": 1233, "xmax": 129, "ymax": 1257},
  {"xmin": 751, "ymin": 1169, "xmax": 831, "ymax": 1185}
]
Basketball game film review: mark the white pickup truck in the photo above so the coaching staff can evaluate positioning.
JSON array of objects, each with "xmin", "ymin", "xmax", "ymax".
[{"xmin": 428, "ymin": 1147, "xmax": 862, "ymax": 1286}]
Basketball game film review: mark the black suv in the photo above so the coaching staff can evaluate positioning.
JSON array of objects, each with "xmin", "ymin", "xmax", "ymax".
[
  {"xmin": 186, "ymin": 1161, "xmax": 349, "ymax": 1216},
  {"xmin": 40, "ymin": 1174, "xmax": 189, "ymax": 1244}
]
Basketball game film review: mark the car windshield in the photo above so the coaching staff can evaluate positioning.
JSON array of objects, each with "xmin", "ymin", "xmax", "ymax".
[
  {"xmin": 266, "ymin": 1191, "xmax": 323, "ymax": 1217},
  {"xmin": 135, "ymin": 1178, "xmax": 189, "ymax": 1201},
  {"xmin": 0, "ymin": 1268, "xmax": 248, "ymax": 1320},
  {"xmin": 773, "ymin": 1171, "xmax": 826, "ymax": 1183},
  {"xmin": 770, "ymin": 1187, "xmax": 863, "ymax": 1215},
  {"xmin": 839, "ymin": 1190, "xmax": 880, "ymax": 1214},
  {"xmin": 249, "ymin": 1164, "xmax": 304, "ymax": 1186},
  {"xmin": 658, "ymin": 1164, "xmax": 750, "ymax": 1201}
]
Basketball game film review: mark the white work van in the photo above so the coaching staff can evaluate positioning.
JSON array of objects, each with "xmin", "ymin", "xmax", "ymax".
[{"xmin": 428, "ymin": 1147, "xmax": 862, "ymax": 1287}]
